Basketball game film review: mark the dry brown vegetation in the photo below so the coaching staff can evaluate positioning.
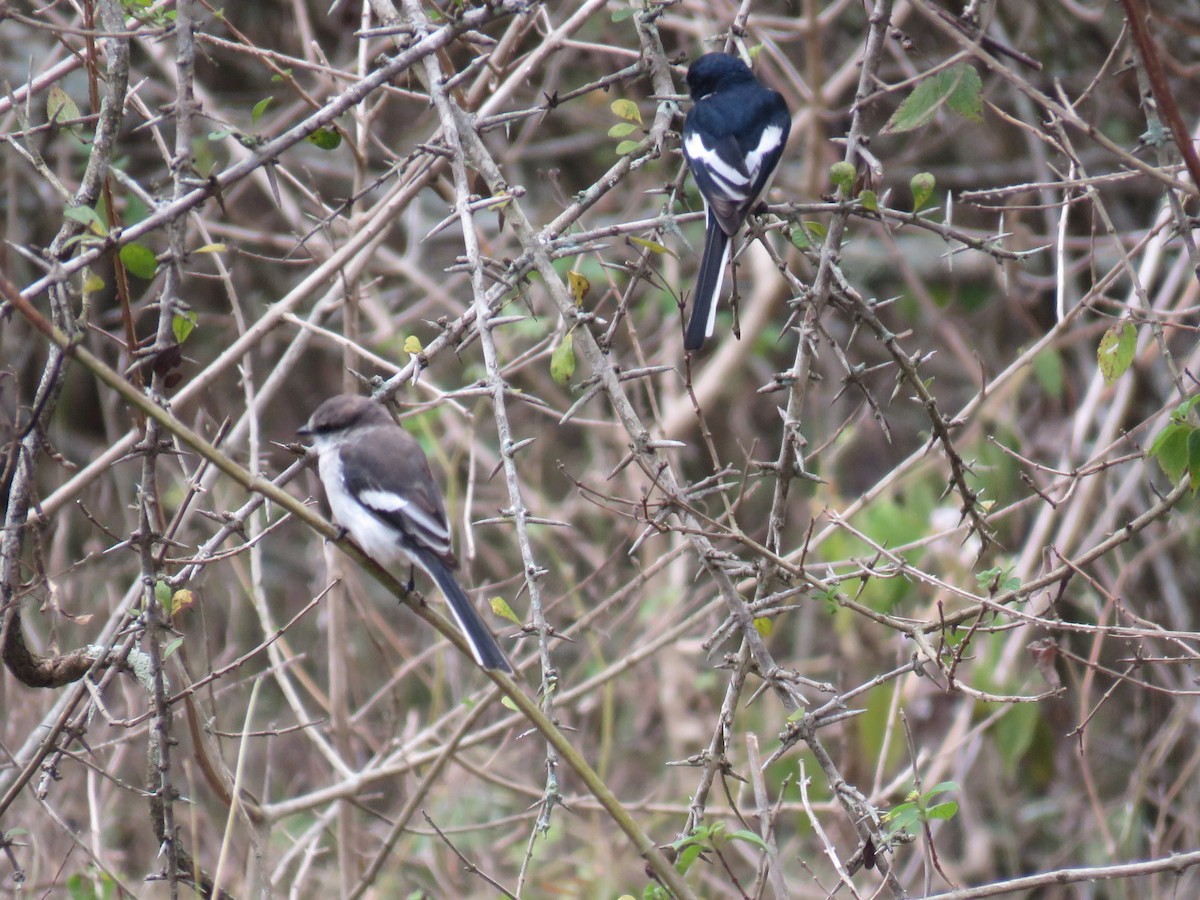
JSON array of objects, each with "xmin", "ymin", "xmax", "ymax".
[{"xmin": 3, "ymin": 0, "xmax": 1200, "ymax": 897}]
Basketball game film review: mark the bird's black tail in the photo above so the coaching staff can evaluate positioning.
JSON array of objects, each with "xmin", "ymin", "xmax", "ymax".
[
  {"xmin": 415, "ymin": 549, "xmax": 512, "ymax": 672},
  {"xmin": 685, "ymin": 210, "xmax": 732, "ymax": 351}
]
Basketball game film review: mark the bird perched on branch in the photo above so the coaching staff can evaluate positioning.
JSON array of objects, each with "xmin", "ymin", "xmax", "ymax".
[
  {"xmin": 681, "ymin": 52, "xmax": 791, "ymax": 351},
  {"xmin": 299, "ymin": 394, "xmax": 511, "ymax": 672}
]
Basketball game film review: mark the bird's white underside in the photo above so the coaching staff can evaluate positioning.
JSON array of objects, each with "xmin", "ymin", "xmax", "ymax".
[{"xmin": 314, "ymin": 444, "xmax": 451, "ymax": 566}]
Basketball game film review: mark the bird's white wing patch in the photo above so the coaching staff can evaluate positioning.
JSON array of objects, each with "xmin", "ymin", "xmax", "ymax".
[
  {"xmin": 359, "ymin": 489, "xmax": 452, "ymax": 553},
  {"xmin": 684, "ymin": 132, "xmax": 750, "ymax": 198},
  {"xmin": 743, "ymin": 125, "xmax": 784, "ymax": 181},
  {"xmin": 359, "ymin": 489, "xmax": 408, "ymax": 512},
  {"xmin": 352, "ymin": 489, "xmax": 451, "ymax": 554}
]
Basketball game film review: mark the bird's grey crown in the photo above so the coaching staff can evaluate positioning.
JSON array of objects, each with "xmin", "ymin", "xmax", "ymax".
[{"xmin": 300, "ymin": 394, "xmax": 393, "ymax": 437}]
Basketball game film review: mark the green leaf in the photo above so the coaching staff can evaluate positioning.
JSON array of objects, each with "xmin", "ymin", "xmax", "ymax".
[
  {"xmin": 154, "ymin": 580, "xmax": 171, "ymax": 608},
  {"xmin": 1032, "ymin": 348, "xmax": 1064, "ymax": 400},
  {"xmin": 910, "ymin": 172, "xmax": 935, "ymax": 210},
  {"xmin": 1149, "ymin": 422, "xmax": 1190, "ymax": 484},
  {"xmin": 119, "ymin": 242, "xmax": 158, "ymax": 279},
  {"xmin": 975, "ymin": 566, "xmax": 1018, "ymax": 592},
  {"xmin": 64, "ymin": 204, "xmax": 105, "ymax": 234},
  {"xmin": 629, "ymin": 235, "xmax": 674, "ymax": 256},
  {"xmin": 1188, "ymin": 428, "xmax": 1200, "ymax": 491},
  {"xmin": 615, "ymin": 139, "xmax": 640, "ymax": 156},
  {"xmin": 610, "ymin": 98, "xmax": 642, "ymax": 124},
  {"xmin": 172, "ymin": 310, "xmax": 197, "ymax": 344},
  {"xmin": 925, "ymin": 781, "xmax": 959, "ymax": 797},
  {"xmin": 1169, "ymin": 395, "xmax": 1200, "ymax": 423},
  {"xmin": 307, "ymin": 126, "xmax": 342, "ymax": 150},
  {"xmin": 1097, "ymin": 321, "xmax": 1136, "ymax": 385},
  {"xmin": 251, "ymin": 96, "xmax": 273, "ymax": 125},
  {"xmin": 47, "ymin": 85, "xmax": 81, "ymax": 130},
  {"xmin": 819, "ymin": 585, "xmax": 839, "ymax": 614},
  {"xmin": 994, "ymin": 702, "xmax": 1041, "ymax": 777},
  {"xmin": 550, "ymin": 330, "xmax": 576, "ymax": 385},
  {"xmin": 883, "ymin": 63, "xmax": 983, "ymax": 134},
  {"xmin": 674, "ymin": 842, "xmax": 705, "ymax": 874},
  {"xmin": 859, "ymin": 189, "xmax": 878, "ymax": 211},
  {"xmin": 667, "ymin": 828, "xmax": 704, "ymax": 850},
  {"xmin": 926, "ymin": 800, "xmax": 959, "ymax": 820},
  {"xmin": 883, "ymin": 801, "xmax": 919, "ymax": 831},
  {"xmin": 946, "ymin": 64, "xmax": 984, "ymax": 122},
  {"xmin": 163, "ymin": 636, "xmax": 184, "ymax": 659},
  {"xmin": 490, "ymin": 596, "xmax": 520, "ymax": 624},
  {"xmin": 727, "ymin": 829, "xmax": 770, "ymax": 851},
  {"xmin": 608, "ymin": 121, "xmax": 639, "ymax": 138},
  {"xmin": 975, "ymin": 566, "xmax": 999, "ymax": 587},
  {"xmin": 753, "ymin": 616, "xmax": 773, "ymax": 637},
  {"xmin": 829, "ymin": 161, "xmax": 855, "ymax": 193}
]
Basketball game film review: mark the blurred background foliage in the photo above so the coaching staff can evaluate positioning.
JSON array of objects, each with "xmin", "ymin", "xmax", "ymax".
[{"xmin": 3, "ymin": 0, "xmax": 1200, "ymax": 897}]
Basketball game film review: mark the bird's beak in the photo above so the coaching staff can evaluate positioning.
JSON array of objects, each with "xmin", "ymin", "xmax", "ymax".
[{"xmin": 296, "ymin": 423, "xmax": 313, "ymax": 437}]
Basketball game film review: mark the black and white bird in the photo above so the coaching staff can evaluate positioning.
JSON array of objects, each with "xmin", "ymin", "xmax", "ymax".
[
  {"xmin": 298, "ymin": 394, "xmax": 511, "ymax": 672},
  {"xmin": 681, "ymin": 52, "xmax": 791, "ymax": 351}
]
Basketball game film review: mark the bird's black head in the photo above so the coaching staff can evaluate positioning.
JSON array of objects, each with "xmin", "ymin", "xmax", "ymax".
[{"xmin": 685, "ymin": 52, "xmax": 757, "ymax": 100}]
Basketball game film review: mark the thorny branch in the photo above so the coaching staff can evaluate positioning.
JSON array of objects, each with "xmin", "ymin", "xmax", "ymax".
[{"xmin": 4, "ymin": 1, "xmax": 1200, "ymax": 898}]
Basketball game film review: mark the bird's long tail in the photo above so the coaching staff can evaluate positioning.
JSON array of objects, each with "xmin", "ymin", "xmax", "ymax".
[
  {"xmin": 685, "ymin": 210, "xmax": 732, "ymax": 351},
  {"xmin": 415, "ymin": 548, "xmax": 512, "ymax": 672}
]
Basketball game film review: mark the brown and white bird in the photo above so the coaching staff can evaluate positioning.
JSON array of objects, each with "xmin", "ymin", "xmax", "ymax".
[{"xmin": 298, "ymin": 394, "xmax": 511, "ymax": 672}]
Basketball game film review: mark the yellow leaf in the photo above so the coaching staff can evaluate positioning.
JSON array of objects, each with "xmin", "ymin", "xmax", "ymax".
[
  {"xmin": 193, "ymin": 242, "xmax": 227, "ymax": 254},
  {"xmin": 567, "ymin": 269, "xmax": 590, "ymax": 305},
  {"xmin": 171, "ymin": 589, "xmax": 196, "ymax": 616},
  {"xmin": 46, "ymin": 85, "xmax": 80, "ymax": 128},
  {"xmin": 610, "ymin": 98, "xmax": 642, "ymax": 124},
  {"xmin": 81, "ymin": 270, "xmax": 105, "ymax": 295},
  {"xmin": 403, "ymin": 335, "xmax": 423, "ymax": 354},
  {"xmin": 753, "ymin": 616, "xmax": 774, "ymax": 637}
]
